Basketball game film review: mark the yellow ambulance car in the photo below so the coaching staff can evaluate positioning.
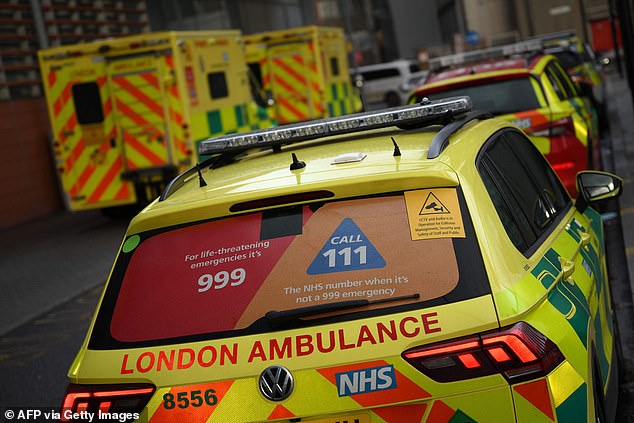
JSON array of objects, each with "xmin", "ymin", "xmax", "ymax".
[
  {"xmin": 61, "ymin": 98, "xmax": 620, "ymax": 422},
  {"xmin": 38, "ymin": 31, "xmax": 275, "ymax": 212}
]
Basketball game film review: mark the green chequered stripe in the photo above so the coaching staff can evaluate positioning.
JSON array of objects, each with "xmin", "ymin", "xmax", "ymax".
[
  {"xmin": 248, "ymin": 104, "xmax": 277, "ymax": 130},
  {"xmin": 206, "ymin": 104, "xmax": 248, "ymax": 136},
  {"xmin": 326, "ymin": 81, "xmax": 358, "ymax": 117},
  {"xmin": 208, "ymin": 109, "xmax": 223, "ymax": 134},
  {"xmin": 449, "ymin": 410, "xmax": 477, "ymax": 423},
  {"xmin": 533, "ymin": 247, "xmax": 589, "ymax": 349},
  {"xmin": 594, "ymin": 312, "xmax": 609, "ymax": 384},
  {"xmin": 555, "ymin": 383, "xmax": 587, "ymax": 423},
  {"xmin": 196, "ymin": 104, "xmax": 251, "ymax": 161}
]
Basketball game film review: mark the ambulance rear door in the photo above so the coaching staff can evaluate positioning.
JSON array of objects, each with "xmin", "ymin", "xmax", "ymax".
[
  {"xmin": 267, "ymin": 40, "xmax": 323, "ymax": 123},
  {"xmin": 107, "ymin": 53, "xmax": 174, "ymax": 180},
  {"xmin": 43, "ymin": 55, "xmax": 136, "ymax": 211},
  {"xmin": 184, "ymin": 36, "xmax": 251, "ymax": 157}
]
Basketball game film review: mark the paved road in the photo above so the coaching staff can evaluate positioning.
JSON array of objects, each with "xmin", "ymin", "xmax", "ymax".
[
  {"xmin": 0, "ymin": 71, "xmax": 632, "ymax": 419},
  {"xmin": 603, "ymin": 69, "xmax": 634, "ymax": 421},
  {"xmin": 0, "ymin": 285, "xmax": 102, "ymax": 408},
  {"xmin": 0, "ymin": 210, "xmax": 128, "ymax": 335}
]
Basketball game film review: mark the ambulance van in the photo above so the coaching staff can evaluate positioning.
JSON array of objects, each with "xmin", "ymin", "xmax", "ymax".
[
  {"xmin": 244, "ymin": 26, "xmax": 362, "ymax": 125},
  {"xmin": 39, "ymin": 31, "xmax": 274, "ymax": 212}
]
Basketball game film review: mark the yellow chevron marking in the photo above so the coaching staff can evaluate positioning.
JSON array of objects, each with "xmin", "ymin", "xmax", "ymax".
[{"xmin": 547, "ymin": 361, "xmax": 583, "ymax": 407}]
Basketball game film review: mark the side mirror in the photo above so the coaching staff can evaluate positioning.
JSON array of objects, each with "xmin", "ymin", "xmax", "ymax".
[{"xmin": 575, "ymin": 171, "xmax": 622, "ymax": 212}]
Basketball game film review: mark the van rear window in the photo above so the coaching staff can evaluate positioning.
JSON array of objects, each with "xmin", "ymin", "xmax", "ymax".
[
  {"xmin": 207, "ymin": 71, "xmax": 228, "ymax": 99},
  {"xmin": 90, "ymin": 189, "xmax": 490, "ymax": 349},
  {"xmin": 361, "ymin": 68, "xmax": 400, "ymax": 81},
  {"xmin": 72, "ymin": 82, "xmax": 104, "ymax": 125}
]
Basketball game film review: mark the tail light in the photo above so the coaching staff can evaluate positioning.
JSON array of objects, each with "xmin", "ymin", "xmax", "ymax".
[
  {"xmin": 402, "ymin": 322, "xmax": 564, "ymax": 383},
  {"xmin": 525, "ymin": 117, "xmax": 575, "ymax": 138},
  {"xmin": 60, "ymin": 383, "xmax": 155, "ymax": 422}
]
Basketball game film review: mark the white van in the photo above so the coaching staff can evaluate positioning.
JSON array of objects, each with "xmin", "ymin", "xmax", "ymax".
[{"xmin": 353, "ymin": 59, "xmax": 421, "ymax": 107}]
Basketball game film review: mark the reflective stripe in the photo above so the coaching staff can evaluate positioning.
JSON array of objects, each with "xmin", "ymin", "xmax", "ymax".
[
  {"xmin": 426, "ymin": 401, "xmax": 456, "ymax": 423},
  {"xmin": 113, "ymin": 76, "xmax": 165, "ymax": 118},
  {"xmin": 371, "ymin": 404, "xmax": 427, "ymax": 423},
  {"xmin": 122, "ymin": 130, "xmax": 165, "ymax": 167},
  {"xmin": 114, "ymin": 99, "xmax": 168, "ymax": 167},
  {"xmin": 513, "ymin": 379, "xmax": 555, "ymax": 421},
  {"xmin": 87, "ymin": 156, "xmax": 123, "ymax": 204}
]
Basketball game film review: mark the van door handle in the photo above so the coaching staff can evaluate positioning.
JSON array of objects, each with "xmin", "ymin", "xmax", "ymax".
[
  {"xmin": 558, "ymin": 257, "xmax": 575, "ymax": 281},
  {"xmin": 580, "ymin": 231, "xmax": 591, "ymax": 247}
]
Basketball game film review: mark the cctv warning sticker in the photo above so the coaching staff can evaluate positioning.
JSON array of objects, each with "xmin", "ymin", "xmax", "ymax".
[{"xmin": 404, "ymin": 188, "xmax": 465, "ymax": 240}]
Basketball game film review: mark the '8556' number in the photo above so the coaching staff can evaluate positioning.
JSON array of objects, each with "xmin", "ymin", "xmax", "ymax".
[
  {"xmin": 198, "ymin": 268, "xmax": 246, "ymax": 292},
  {"xmin": 163, "ymin": 389, "xmax": 217, "ymax": 409}
]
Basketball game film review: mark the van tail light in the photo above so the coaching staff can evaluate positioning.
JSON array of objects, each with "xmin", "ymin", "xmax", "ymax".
[
  {"xmin": 402, "ymin": 322, "xmax": 564, "ymax": 383},
  {"xmin": 60, "ymin": 383, "xmax": 155, "ymax": 422},
  {"xmin": 525, "ymin": 117, "xmax": 575, "ymax": 138}
]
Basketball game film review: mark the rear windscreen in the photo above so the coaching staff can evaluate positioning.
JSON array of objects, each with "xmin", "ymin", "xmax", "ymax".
[
  {"xmin": 418, "ymin": 78, "xmax": 540, "ymax": 115},
  {"xmin": 91, "ymin": 188, "xmax": 490, "ymax": 349},
  {"xmin": 72, "ymin": 82, "xmax": 104, "ymax": 125}
]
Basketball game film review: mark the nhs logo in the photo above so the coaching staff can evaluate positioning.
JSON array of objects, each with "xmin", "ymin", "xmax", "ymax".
[{"xmin": 335, "ymin": 365, "xmax": 396, "ymax": 396}]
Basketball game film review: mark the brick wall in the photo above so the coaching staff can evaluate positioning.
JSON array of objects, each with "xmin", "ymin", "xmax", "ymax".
[{"xmin": 0, "ymin": 98, "xmax": 62, "ymax": 229}]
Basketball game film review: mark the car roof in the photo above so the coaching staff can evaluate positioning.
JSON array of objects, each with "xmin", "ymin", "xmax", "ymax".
[
  {"xmin": 354, "ymin": 58, "xmax": 418, "ymax": 72},
  {"xmin": 129, "ymin": 105, "xmax": 511, "ymax": 233},
  {"xmin": 424, "ymin": 55, "xmax": 546, "ymax": 85},
  {"xmin": 414, "ymin": 54, "xmax": 554, "ymax": 96}
]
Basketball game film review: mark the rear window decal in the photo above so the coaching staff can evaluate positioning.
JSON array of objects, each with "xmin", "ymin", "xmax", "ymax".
[
  {"xmin": 306, "ymin": 218, "xmax": 386, "ymax": 275},
  {"xmin": 110, "ymin": 195, "xmax": 460, "ymax": 342},
  {"xmin": 237, "ymin": 197, "xmax": 459, "ymax": 329},
  {"xmin": 404, "ymin": 188, "xmax": 465, "ymax": 240}
]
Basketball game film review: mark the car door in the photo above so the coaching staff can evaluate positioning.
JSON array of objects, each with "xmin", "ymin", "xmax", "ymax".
[{"xmin": 477, "ymin": 129, "xmax": 615, "ymax": 405}]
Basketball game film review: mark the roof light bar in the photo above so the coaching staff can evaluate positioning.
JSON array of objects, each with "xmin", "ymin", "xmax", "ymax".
[
  {"xmin": 528, "ymin": 30, "xmax": 576, "ymax": 44},
  {"xmin": 198, "ymin": 96, "xmax": 472, "ymax": 156},
  {"xmin": 429, "ymin": 40, "xmax": 543, "ymax": 70}
]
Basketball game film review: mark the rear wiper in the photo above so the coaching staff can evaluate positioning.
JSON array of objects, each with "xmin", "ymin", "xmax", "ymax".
[{"xmin": 264, "ymin": 293, "xmax": 420, "ymax": 326}]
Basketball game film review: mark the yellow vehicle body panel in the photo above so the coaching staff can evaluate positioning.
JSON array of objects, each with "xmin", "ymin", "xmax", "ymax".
[{"xmin": 38, "ymin": 31, "xmax": 273, "ymax": 211}]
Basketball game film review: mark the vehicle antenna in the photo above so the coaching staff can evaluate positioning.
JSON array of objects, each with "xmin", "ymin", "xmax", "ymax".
[
  {"xmin": 290, "ymin": 153, "xmax": 306, "ymax": 170},
  {"xmin": 196, "ymin": 163, "xmax": 207, "ymax": 187},
  {"xmin": 391, "ymin": 137, "xmax": 402, "ymax": 157}
]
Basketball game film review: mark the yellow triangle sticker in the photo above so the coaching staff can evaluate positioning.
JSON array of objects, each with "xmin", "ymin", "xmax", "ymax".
[
  {"xmin": 420, "ymin": 192, "xmax": 450, "ymax": 215},
  {"xmin": 405, "ymin": 188, "xmax": 466, "ymax": 240}
]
